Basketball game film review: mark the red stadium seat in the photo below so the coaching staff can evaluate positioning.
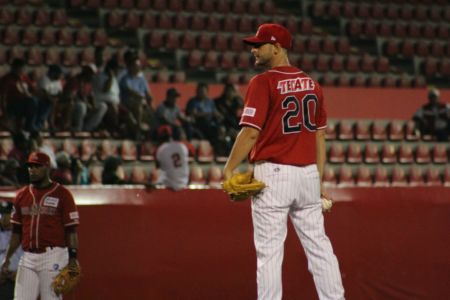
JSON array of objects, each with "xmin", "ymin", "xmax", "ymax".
[
  {"xmin": 381, "ymin": 144, "xmax": 397, "ymax": 164},
  {"xmin": 52, "ymin": 10, "xmax": 67, "ymax": 27},
  {"xmin": 336, "ymin": 73, "xmax": 351, "ymax": 87},
  {"xmin": 17, "ymin": 8, "xmax": 32, "ymax": 26},
  {"xmin": 214, "ymin": 35, "xmax": 229, "ymax": 52},
  {"xmin": 398, "ymin": 144, "xmax": 414, "ymax": 164},
  {"xmin": 62, "ymin": 48, "xmax": 79, "ymax": 67},
  {"xmin": 262, "ymin": 0, "xmax": 276, "ymax": 14},
  {"xmin": 75, "ymin": 28, "xmax": 91, "ymax": 46},
  {"xmin": 232, "ymin": 1, "xmax": 246, "ymax": 14},
  {"xmin": 408, "ymin": 167, "xmax": 425, "ymax": 186},
  {"xmin": 58, "ymin": 28, "xmax": 74, "ymax": 46},
  {"xmin": 9, "ymin": 46, "xmax": 25, "ymax": 62},
  {"xmin": 80, "ymin": 139, "xmax": 97, "ymax": 162},
  {"xmin": 124, "ymin": 11, "xmax": 140, "ymax": 29},
  {"xmin": 142, "ymin": 11, "xmax": 156, "ymax": 29},
  {"xmin": 430, "ymin": 41, "xmax": 444, "ymax": 57},
  {"xmin": 129, "ymin": 165, "xmax": 149, "ymax": 184},
  {"xmin": 3, "ymin": 27, "xmax": 20, "ymax": 45},
  {"xmin": 99, "ymin": 140, "xmax": 118, "ymax": 161},
  {"xmin": 425, "ymin": 167, "xmax": 442, "ymax": 186},
  {"xmin": 445, "ymin": 167, "xmax": 450, "ymax": 187},
  {"xmin": 347, "ymin": 143, "xmax": 363, "ymax": 164},
  {"xmin": 393, "ymin": 22, "xmax": 407, "ymax": 38},
  {"xmin": 205, "ymin": 15, "xmax": 221, "ymax": 32},
  {"xmin": 174, "ymin": 13, "xmax": 188, "ymax": 30},
  {"xmin": 439, "ymin": 60, "xmax": 450, "ymax": 76},
  {"xmin": 103, "ymin": 0, "xmax": 119, "ymax": 8},
  {"xmin": 307, "ymin": 37, "xmax": 321, "ymax": 53},
  {"xmin": 44, "ymin": 47, "xmax": 61, "ymax": 65},
  {"xmin": 372, "ymin": 4, "xmax": 385, "ymax": 19},
  {"xmin": 216, "ymin": 0, "xmax": 230, "ymax": 13},
  {"xmin": 322, "ymin": 37, "xmax": 336, "ymax": 54},
  {"xmin": 200, "ymin": 0, "xmax": 214, "ymax": 13},
  {"xmin": 198, "ymin": 33, "xmax": 213, "ymax": 51},
  {"xmin": 207, "ymin": 166, "xmax": 223, "ymax": 188},
  {"xmin": 327, "ymin": 1, "xmax": 340, "ymax": 18},
  {"xmin": 155, "ymin": 69, "xmax": 169, "ymax": 83},
  {"xmin": 415, "ymin": 144, "xmax": 431, "ymax": 164},
  {"xmin": 190, "ymin": 14, "xmax": 205, "ymax": 31},
  {"xmin": 386, "ymin": 4, "xmax": 399, "ymax": 19},
  {"xmin": 391, "ymin": 166, "xmax": 407, "ymax": 187},
  {"xmin": 342, "ymin": 2, "xmax": 355, "ymax": 18},
  {"xmin": 27, "ymin": 47, "xmax": 43, "ymax": 65},
  {"xmin": 169, "ymin": 0, "xmax": 183, "ymax": 11},
  {"xmin": 316, "ymin": 55, "xmax": 330, "ymax": 72},
  {"xmin": 285, "ymin": 17, "xmax": 299, "ymax": 35},
  {"xmin": 356, "ymin": 166, "xmax": 372, "ymax": 187},
  {"xmin": 422, "ymin": 23, "xmax": 436, "ymax": 39},
  {"xmin": 345, "ymin": 55, "xmax": 360, "ymax": 73},
  {"xmin": 384, "ymin": 40, "xmax": 399, "ymax": 57},
  {"xmin": 107, "ymin": 11, "xmax": 123, "ymax": 28},
  {"xmin": 415, "ymin": 41, "xmax": 429, "ymax": 57},
  {"xmin": 204, "ymin": 51, "xmax": 219, "ymax": 69},
  {"xmin": 330, "ymin": 55, "xmax": 344, "ymax": 72},
  {"xmin": 361, "ymin": 55, "xmax": 375, "ymax": 73},
  {"xmin": 239, "ymin": 16, "xmax": 253, "ymax": 33},
  {"xmin": 356, "ymin": 3, "xmax": 370, "ymax": 19},
  {"xmin": 367, "ymin": 74, "xmax": 382, "ymax": 87},
  {"xmin": 355, "ymin": 121, "xmax": 370, "ymax": 140},
  {"xmin": 325, "ymin": 122, "xmax": 337, "ymax": 140},
  {"xmin": 180, "ymin": 32, "xmax": 196, "ymax": 50},
  {"xmin": 158, "ymin": 12, "xmax": 173, "ymax": 30},
  {"xmin": 0, "ymin": 8, "xmax": 15, "ymax": 25},
  {"xmin": 378, "ymin": 23, "xmax": 392, "ymax": 37},
  {"xmin": 299, "ymin": 55, "xmax": 314, "ymax": 72},
  {"xmin": 139, "ymin": 141, "xmax": 155, "ymax": 161},
  {"xmin": 338, "ymin": 166, "xmax": 354, "ymax": 187},
  {"xmin": 323, "ymin": 167, "xmax": 337, "ymax": 187},
  {"xmin": 189, "ymin": 165, "xmax": 206, "ymax": 185},
  {"xmin": 312, "ymin": 1, "xmax": 325, "ymax": 17},
  {"xmin": 152, "ymin": 0, "xmax": 166, "ymax": 10},
  {"xmin": 223, "ymin": 15, "xmax": 237, "ymax": 32},
  {"xmin": 22, "ymin": 28, "xmax": 39, "ymax": 46},
  {"xmin": 328, "ymin": 143, "xmax": 345, "ymax": 163},
  {"xmin": 388, "ymin": 121, "xmax": 404, "ymax": 141},
  {"xmin": 399, "ymin": 6, "xmax": 413, "ymax": 20},
  {"xmin": 346, "ymin": 20, "xmax": 361, "ymax": 37},
  {"xmin": 429, "ymin": 6, "xmax": 442, "ymax": 21},
  {"xmin": 432, "ymin": 144, "xmax": 448, "ymax": 164},
  {"xmin": 364, "ymin": 143, "xmax": 380, "ymax": 164},
  {"xmin": 371, "ymin": 121, "xmax": 387, "ymax": 141},
  {"xmin": 437, "ymin": 23, "xmax": 449, "ymax": 39},
  {"xmin": 407, "ymin": 23, "xmax": 421, "ymax": 38},
  {"xmin": 300, "ymin": 19, "xmax": 313, "ymax": 35},
  {"xmin": 121, "ymin": 140, "xmax": 137, "ymax": 161},
  {"xmin": 373, "ymin": 166, "xmax": 390, "ymax": 187},
  {"xmin": 220, "ymin": 52, "xmax": 236, "ymax": 70},
  {"xmin": 400, "ymin": 40, "xmax": 415, "ymax": 58},
  {"xmin": 363, "ymin": 20, "xmax": 377, "ymax": 38},
  {"xmin": 185, "ymin": 0, "xmax": 199, "ymax": 12},
  {"xmin": 338, "ymin": 120, "xmax": 354, "ymax": 140},
  {"xmin": 197, "ymin": 140, "xmax": 214, "ymax": 163},
  {"xmin": 148, "ymin": 31, "xmax": 164, "ymax": 49},
  {"xmin": 188, "ymin": 50, "xmax": 202, "ymax": 68},
  {"xmin": 165, "ymin": 31, "xmax": 180, "ymax": 50},
  {"xmin": 336, "ymin": 37, "xmax": 350, "ymax": 54}
]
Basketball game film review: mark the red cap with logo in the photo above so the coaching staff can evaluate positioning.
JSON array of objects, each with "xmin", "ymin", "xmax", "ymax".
[
  {"xmin": 243, "ymin": 23, "xmax": 292, "ymax": 49},
  {"xmin": 27, "ymin": 152, "xmax": 50, "ymax": 166}
]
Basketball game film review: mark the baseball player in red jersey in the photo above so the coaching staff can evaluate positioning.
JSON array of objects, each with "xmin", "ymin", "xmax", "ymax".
[
  {"xmin": 223, "ymin": 24, "xmax": 345, "ymax": 300},
  {"xmin": 0, "ymin": 152, "xmax": 80, "ymax": 299}
]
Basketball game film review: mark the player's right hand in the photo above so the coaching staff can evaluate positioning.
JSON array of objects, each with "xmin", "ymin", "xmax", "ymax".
[{"xmin": 0, "ymin": 260, "xmax": 11, "ymax": 282}]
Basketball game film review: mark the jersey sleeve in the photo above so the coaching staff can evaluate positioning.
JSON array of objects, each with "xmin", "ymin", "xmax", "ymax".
[
  {"xmin": 61, "ymin": 188, "xmax": 79, "ymax": 227},
  {"xmin": 10, "ymin": 188, "xmax": 26, "ymax": 225},
  {"xmin": 315, "ymin": 83, "xmax": 327, "ymax": 130},
  {"xmin": 239, "ymin": 75, "xmax": 270, "ymax": 131}
]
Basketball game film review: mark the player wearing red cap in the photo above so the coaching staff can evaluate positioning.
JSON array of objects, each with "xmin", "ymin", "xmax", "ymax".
[
  {"xmin": 0, "ymin": 152, "xmax": 80, "ymax": 299},
  {"xmin": 223, "ymin": 24, "xmax": 345, "ymax": 300}
]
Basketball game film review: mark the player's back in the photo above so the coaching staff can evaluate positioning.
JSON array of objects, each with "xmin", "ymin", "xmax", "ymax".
[{"xmin": 156, "ymin": 141, "xmax": 189, "ymax": 190}]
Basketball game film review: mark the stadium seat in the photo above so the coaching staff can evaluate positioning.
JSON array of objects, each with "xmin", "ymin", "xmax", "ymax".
[
  {"xmin": 57, "ymin": 28, "xmax": 74, "ymax": 46},
  {"xmin": 399, "ymin": 6, "xmax": 413, "ymax": 20},
  {"xmin": 300, "ymin": 19, "xmax": 313, "ymax": 35},
  {"xmin": 214, "ymin": 35, "xmax": 229, "ymax": 52},
  {"xmin": 430, "ymin": 41, "xmax": 444, "ymax": 57},
  {"xmin": 172, "ymin": 71, "xmax": 186, "ymax": 83},
  {"xmin": 3, "ymin": 27, "xmax": 19, "ymax": 45},
  {"xmin": 373, "ymin": 166, "xmax": 390, "ymax": 187},
  {"xmin": 80, "ymin": 139, "xmax": 97, "ymax": 162},
  {"xmin": 415, "ymin": 144, "xmax": 431, "ymax": 164},
  {"xmin": 356, "ymin": 3, "xmax": 370, "ymax": 19},
  {"xmin": 27, "ymin": 47, "xmax": 43, "ymax": 65},
  {"xmin": 347, "ymin": 143, "xmax": 363, "ymax": 164},
  {"xmin": 378, "ymin": 23, "xmax": 392, "ymax": 37},
  {"xmin": 44, "ymin": 47, "xmax": 61, "ymax": 65},
  {"xmin": 107, "ymin": 11, "xmax": 123, "ymax": 28},
  {"xmin": 330, "ymin": 55, "xmax": 344, "ymax": 72},
  {"xmin": 99, "ymin": 140, "xmax": 118, "ymax": 161},
  {"xmin": 230, "ymin": 34, "xmax": 244, "ymax": 52},
  {"xmin": 285, "ymin": 16, "xmax": 299, "ymax": 34},
  {"xmin": 197, "ymin": 140, "xmax": 214, "ymax": 163},
  {"xmin": 52, "ymin": 10, "xmax": 67, "ymax": 27},
  {"xmin": 432, "ymin": 144, "xmax": 448, "ymax": 164},
  {"xmin": 322, "ymin": 37, "xmax": 336, "ymax": 54},
  {"xmin": 405, "ymin": 120, "xmax": 420, "ymax": 141},
  {"xmin": 169, "ymin": 0, "xmax": 183, "ymax": 11},
  {"xmin": 166, "ymin": 31, "xmax": 180, "ymax": 50},
  {"xmin": 80, "ymin": 47, "xmax": 95, "ymax": 65},
  {"xmin": 205, "ymin": 15, "xmax": 221, "ymax": 32},
  {"xmin": 361, "ymin": 55, "xmax": 375, "ymax": 73},
  {"xmin": 336, "ymin": 73, "xmax": 351, "ymax": 87},
  {"xmin": 336, "ymin": 37, "xmax": 350, "ymax": 54},
  {"xmin": 119, "ymin": 0, "xmax": 133, "ymax": 9},
  {"xmin": 89, "ymin": 166, "xmax": 103, "ymax": 184},
  {"xmin": 180, "ymin": 32, "xmax": 196, "ymax": 50},
  {"xmin": 425, "ymin": 167, "xmax": 442, "ymax": 186},
  {"xmin": 342, "ymin": 2, "xmax": 355, "ymax": 18},
  {"xmin": 407, "ymin": 23, "xmax": 421, "ymax": 38},
  {"xmin": 198, "ymin": 33, "xmax": 213, "ymax": 51},
  {"xmin": 174, "ymin": 13, "xmax": 188, "ymax": 30},
  {"xmin": 188, "ymin": 50, "xmax": 202, "ymax": 68},
  {"xmin": 124, "ymin": 11, "xmax": 141, "ymax": 29},
  {"xmin": 204, "ymin": 51, "xmax": 219, "ymax": 69},
  {"xmin": 386, "ymin": 4, "xmax": 399, "ymax": 19},
  {"xmin": 220, "ymin": 51, "xmax": 236, "ymax": 69},
  {"xmin": 345, "ymin": 55, "xmax": 360, "ymax": 73},
  {"xmin": 388, "ymin": 121, "xmax": 404, "ymax": 141},
  {"xmin": 323, "ymin": 166, "xmax": 337, "ymax": 187},
  {"xmin": 381, "ymin": 144, "xmax": 397, "ymax": 164},
  {"xmin": 408, "ymin": 166, "xmax": 425, "ymax": 186},
  {"xmin": 422, "ymin": 23, "xmax": 436, "ymax": 39},
  {"xmin": 0, "ymin": 8, "xmax": 15, "ymax": 25},
  {"xmin": 367, "ymin": 74, "xmax": 382, "ymax": 87},
  {"xmin": 398, "ymin": 144, "xmax": 414, "ymax": 164},
  {"xmin": 62, "ymin": 48, "xmax": 79, "ymax": 67},
  {"xmin": 384, "ymin": 40, "xmax": 399, "ymax": 56},
  {"xmin": 9, "ymin": 46, "xmax": 25, "ymax": 61},
  {"xmin": 391, "ymin": 166, "xmax": 407, "ymax": 187},
  {"xmin": 22, "ymin": 27, "xmax": 38, "ymax": 45},
  {"xmin": 437, "ymin": 23, "xmax": 449, "ymax": 39},
  {"xmin": 415, "ymin": 41, "xmax": 429, "ymax": 57},
  {"xmin": 129, "ymin": 165, "xmax": 149, "ymax": 184},
  {"xmin": 223, "ymin": 15, "xmax": 237, "ymax": 32},
  {"xmin": 142, "ymin": 11, "xmax": 156, "ymax": 29},
  {"xmin": 120, "ymin": 140, "xmax": 137, "ymax": 161},
  {"xmin": 347, "ymin": 20, "xmax": 362, "ymax": 37},
  {"xmin": 139, "ymin": 141, "xmax": 155, "ymax": 161},
  {"xmin": 400, "ymin": 40, "xmax": 414, "ymax": 58},
  {"xmin": 439, "ymin": 60, "xmax": 450, "ymax": 76},
  {"xmin": 190, "ymin": 14, "xmax": 205, "ymax": 31},
  {"xmin": 185, "ymin": 0, "xmax": 199, "ymax": 12},
  {"xmin": 337, "ymin": 121, "xmax": 353, "ymax": 140},
  {"xmin": 338, "ymin": 166, "xmax": 354, "ymax": 187},
  {"xmin": 355, "ymin": 121, "xmax": 370, "ymax": 140},
  {"xmin": 443, "ymin": 167, "xmax": 450, "ymax": 187},
  {"xmin": 363, "ymin": 20, "xmax": 377, "ymax": 38},
  {"xmin": 393, "ymin": 23, "xmax": 407, "ymax": 38},
  {"xmin": 325, "ymin": 122, "xmax": 337, "ymax": 140},
  {"xmin": 299, "ymin": 55, "xmax": 314, "ymax": 72},
  {"xmin": 152, "ymin": 0, "xmax": 166, "ymax": 10},
  {"xmin": 155, "ymin": 69, "xmax": 170, "ymax": 83},
  {"xmin": 17, "ymin": 8, "xmax": 32, "ymax": 26},
  {"xmin": 328, "ymin": 143, "xmax": 345, "ymax": 163},
  {"xmin": 316, "ymin": 55, "xmax": 330, "ymax": 72},
  {"xmin": 207, "ymin": 165, "xmax": 223, "ymax": 188},
  {"xmin": 158, "ymin": 12, "xmax": 173, "ymax": 30},
  {"xmin": 0, "ymin": 49, "xmax": 7, "ymax": 65},
  {"xmin": 148, "ymin": 31, "xmax": 164, "ymax": 49},
  {"xmin": 86, "ymin": 0, "xmax": 101, "ymax": 8},
  {"xmin": 364, "ymin": 143, "xmax": 380, "ymax": 164},
  {"xmin": 189, "ymin": 165, "xmax": 206, "ymax": 185},
  {"xmin": 355, "ymin": 166, "xmax": 372, "ymax": 187},
  {"xmin": 103, "ymin": 0, "xmax": 119, "ymax": 8},
  {"xmin": 239, "ymin": 16, "xmax": 253, "ymax": 33},
  {"xmin": 371, "ymin": 121, "xmax": 387, "ymax": 140}
]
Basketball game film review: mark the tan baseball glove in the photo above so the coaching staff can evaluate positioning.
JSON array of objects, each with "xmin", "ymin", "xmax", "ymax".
[
  {"xmin": 321, "ymin": 197, "xmax": 333, "ymax": 212},
  {"xmin": 222, "ymin": 171, "xmax": 266, "ymax": 201},
  {"xmin": 52, "ymin": 260, "xmax": 81, "ymax": 296}
]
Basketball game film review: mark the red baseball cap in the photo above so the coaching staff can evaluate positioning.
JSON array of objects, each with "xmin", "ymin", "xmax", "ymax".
[
  {"xmin": 27, "ymin": 152, "xmax": 50, "ymax": 167},
  {"xmin": 243, "ymin": 23, "xmax": 292, "ymax": 49}
]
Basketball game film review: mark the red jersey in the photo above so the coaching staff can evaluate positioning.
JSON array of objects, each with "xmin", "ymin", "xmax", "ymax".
[
  {"xmin": 239, "ymin": 66, "xmax": 327, "ymax": 166},
  {"xmin": 11, "ymin": 182, "xmax": 79, "ymax": 251}
]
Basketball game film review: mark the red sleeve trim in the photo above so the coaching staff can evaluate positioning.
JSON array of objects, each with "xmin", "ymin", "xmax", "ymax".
[
  {"xmin": 239, "ymin": 121, "xmax": 262, "ymax": 131},
  {"xmin": 10, "ymin": 220, "xmax": 21, "ymax": 225},
  {"xmin": 64, "ymin": 221, "xmax": 79, "ymax": 226}
]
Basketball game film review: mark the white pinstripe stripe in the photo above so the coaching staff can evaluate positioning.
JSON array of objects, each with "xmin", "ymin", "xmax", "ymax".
[{"xmin": 253, "ymin": 162, "xmax": 345, "ymax": 300}]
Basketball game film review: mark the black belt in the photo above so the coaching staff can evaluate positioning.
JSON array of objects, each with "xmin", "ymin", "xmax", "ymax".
[{"xmin": 27, "ymin": 247, "xmax": 54, "ymax": 253}]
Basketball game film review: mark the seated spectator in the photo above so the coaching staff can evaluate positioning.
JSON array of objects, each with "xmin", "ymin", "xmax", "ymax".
[
  {"xmin": 36, "ymin": 65, "xmax": 64, "ymax": 132},
  {"xmin": 62, "ymin": 66, "xmax": 107, "ymax": 132},
  {"xmin": 51, "ymin": 151, "xmax": 73, "ymax": 185},
  {"xmin": 413, "ymin": 87, "xmax": 450, "ymax": 141},
  {"xmin": 155, "ymin": 125, "xmax": 189, "ymax": 191},
  {"xmin": 102, "ymin": 156, "xmax": 126, "ymax": 184},
  {"xmin": 29, "ymin": 131, "xmax": 57, "ymax": 169},
  {"xmin": 119, "ymin": 53, "xmax": 154, "ymax": 139},
  {"xmin": 156, "ymin": 88, "xmax": 194, "ymax": 140},
  {"xmin": 214, "ymin": 83, "xmax": 244, "ymax": 138},
  {"xmin": 186, "ymin": 83, "xmax": 223, "ymax": 143},
  {"xmin": 0, "ymin": 160, "xmax": 20, "ymax": 187},
  {"xmin": 0, "ymin": 201, "xmax": 23, "ymax": 299},
  {"xmin": 93, "ymin": 59, "xmax": 121, "ymax": 136},
  {"xmin": 0, "ymin": 59, "xmax": 39, "ymax": 132},
  {"xmin": 7, "ymin": 132, "xmax": 31, "ymax": 184}
]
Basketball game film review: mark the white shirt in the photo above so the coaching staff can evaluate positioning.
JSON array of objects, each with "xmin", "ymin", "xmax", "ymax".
[
  {"xmin": 0, "ymin": 228, "xmax": 23, "ymax": 272},
  {"xmin": 156, "ymin": 141, "xmax": 189, "ymax": 191},
  {"xmin": 38, "ymin": 75, "xmax": 63, "ymax": 96},
  {"xmin": 93, "ymin": 72, "xmax": 120, "ymax": 105}
]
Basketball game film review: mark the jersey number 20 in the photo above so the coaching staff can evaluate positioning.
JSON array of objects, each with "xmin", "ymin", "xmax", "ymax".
[{"xmin": 281, "ymin": 94, "xmax": 318, "ymax": 134}]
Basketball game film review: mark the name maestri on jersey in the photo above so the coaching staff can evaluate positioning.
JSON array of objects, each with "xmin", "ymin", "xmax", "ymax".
[{"xmin": 277, "ymin": 77, "xmax": 315, "ymax": 94}]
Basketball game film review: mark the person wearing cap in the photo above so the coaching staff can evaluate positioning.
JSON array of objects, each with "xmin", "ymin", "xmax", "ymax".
[
  {"xmin": 222, "ymin": 24, "xmax": 345, "ymax": 300},
  {"xmin": 412, "ymin": 87, "xmax": 449, "ymax": 141},
  {"xmin": 156, "ymin": 87, "xmax": 194, "ymax": 141},
  {"xmin": 0, "ymin": 152, "xmax": 80, "ymax": 299},
  {"xmin": 154, "ymin": 125, "xmax": 189, "ymax": 191},
  {"xmin": 0, "ymin": 201, "xmax": 23, "ymax": 300},
  {"xmin": 62, "ymin": 66, "xmax": 107, "ymax": 132}
]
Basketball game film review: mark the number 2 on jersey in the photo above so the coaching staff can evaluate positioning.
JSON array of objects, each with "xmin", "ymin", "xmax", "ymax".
[
  {"xmin": 281, "ymin": 94, "xmax": 318, "ymax": 134},
  {"xmin": 171, "ymin": 153, "xmax": 181, "ymax": 168}
]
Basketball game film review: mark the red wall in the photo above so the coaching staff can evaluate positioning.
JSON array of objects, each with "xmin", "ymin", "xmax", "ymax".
[
  {"xmin": 3, "ymin": 187, "xmax": 447, "ymax": 300},
  {"xmin": 149, "ymin": 83, "xmax": 450, "ymax": 120}
]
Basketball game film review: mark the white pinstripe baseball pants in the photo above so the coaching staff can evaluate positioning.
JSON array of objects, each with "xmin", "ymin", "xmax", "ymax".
[
  {"xmin": 14, "ymin": 247, "xmax": 68, "ymax": 300},
  {"xmin": 252, "ymin": 162, "xmax": 345, "ymax": 300}
]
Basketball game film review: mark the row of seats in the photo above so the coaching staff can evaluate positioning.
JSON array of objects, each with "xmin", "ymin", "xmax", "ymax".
[
  {"xmin": 418, "ymin": 58, "xmax": 450, "ymax": 78},
  {"xmin": 300, "ymin": 54, "xmax": 390, "ymax": 73},
  {"xmin": 72, "ymin": 0, "xmax": 277, "ymax": 15},
  {"xmin": 312, "ymin": 1, "xmax": 450, "ymax": 22},
  {"xmin": 326, "ymin": 120, "xmax": 425, "ymax": 141},
  {"xmin": 328, "ymin": 143, "xmax": 449, "ymax": 164},
  {"xmin": 106, "ymin": 10, "xmax": 311, "ymax": 34},
  {"xmin": 0, "ymin": 7, "xmax": 68, "ymax": 27},
  {"xmin": 346, "ymin": 20, "xmax": 449, "ymax": 40},
  {"xmin": 382, "ymin": 39, "xmax": 450, "ymax": 59},
  {"xmin": 316, "ymin": 72, "xmax": 425, "ymax": 88},
  {"xmin": 324, "ymin": 165, "xmax": 450, "ymax": 187},
  {"xmin": 1, "ymin": 26, "xmax": 111, "ymax": 47}
]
